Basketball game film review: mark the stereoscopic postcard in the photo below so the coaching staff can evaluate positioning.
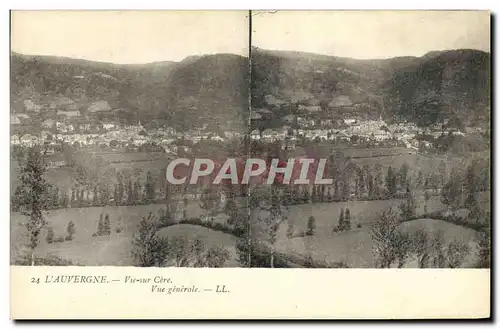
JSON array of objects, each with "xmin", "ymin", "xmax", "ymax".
[{"xmin": 10, "ymin": 10, "xmax": 491, "ymax": 319}]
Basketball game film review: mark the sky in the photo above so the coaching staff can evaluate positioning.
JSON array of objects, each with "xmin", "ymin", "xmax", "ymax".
[
  {"xmin": 11, "ymin": 11, "xmax": 490, "ymax": 63},
  {"xmin": 253, "ymin": 11, "xmax": 491, "ymax": 59},
  {"xmin": 11, "ymin": 11, "xmax": 249, "ymax": 64}
]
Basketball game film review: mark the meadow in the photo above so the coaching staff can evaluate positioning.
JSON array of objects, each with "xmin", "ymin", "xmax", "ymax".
[
  {"xmin": 10, "ymin": 202, "xmax": 208, "ymax": 266},
  {"xmin": 252, "ymin": 192, "xmax": 489, "ymax": 268},
  {"xmin": 10, "ymin": 146, "xmax": 489, "ymax": 267}
]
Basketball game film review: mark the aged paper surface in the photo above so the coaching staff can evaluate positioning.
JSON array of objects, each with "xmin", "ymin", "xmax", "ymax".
[
  {"xmin": 10, "ymin": 10, "xmax": 491, "ymax": 319},
  {"xmin": 10, "ymin": 267, "xmax": 490, "ymax": 319}
]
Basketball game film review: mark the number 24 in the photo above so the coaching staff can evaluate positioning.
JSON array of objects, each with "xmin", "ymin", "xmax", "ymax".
[{"xmin": 31, "ymin": 277, "xmax": 40, "ymax": 284}]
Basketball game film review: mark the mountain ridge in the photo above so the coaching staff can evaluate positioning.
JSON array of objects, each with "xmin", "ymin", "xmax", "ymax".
[{"xmin": 10, "ymin": 47, "xmax": 490, "ymax": 129}]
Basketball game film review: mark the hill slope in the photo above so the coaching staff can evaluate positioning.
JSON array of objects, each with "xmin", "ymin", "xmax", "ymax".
[
  {"xmin": 251, "ymin": 47, "xmax": 490, "ymax": 125},
  {"xmin": 11, "ymin": 52, "xmax": 249, "ymax": 130}
]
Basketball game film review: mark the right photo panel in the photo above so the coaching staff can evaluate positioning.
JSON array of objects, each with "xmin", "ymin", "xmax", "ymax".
[{"xmin": 249, "ymin": 10, "xmax": 491, "ymax": 268}]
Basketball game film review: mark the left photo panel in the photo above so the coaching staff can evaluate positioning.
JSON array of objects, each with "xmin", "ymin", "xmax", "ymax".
[{"xmin": 10, "ymin": 11, "xmax": 251, "ymax": 267}]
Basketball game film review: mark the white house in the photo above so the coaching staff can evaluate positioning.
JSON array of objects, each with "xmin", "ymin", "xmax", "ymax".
[
  {"xmin": 11, "ymin": 116, "xmax": 21, "ymax": 125},
  {"xmin": 57, "ymin": 110, "xmax": 81, "ymax": 117},
  {"xmin": 250, "ymin": 129, "xmax": 261, "ymax": 140},
  {"xmin": 102, "ymin": 123, "xmax": 116, "ymax": 131},
  {"xmin": 88, "ymin": 100, "xmax": 111, "ymax": 113},
  {"xmin": 11, "ymin": 135, "xmax": 20, "ymax": 145}
]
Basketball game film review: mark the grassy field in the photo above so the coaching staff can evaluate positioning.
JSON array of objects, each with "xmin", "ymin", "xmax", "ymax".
[
  {"xmin": 252, "ymin": 195, "xmax": 449, "ymax": 238},
  {"xmin": 10, "ymin": 202, "xmax": 208, "ymax": 265},
  {"xmin": 11, "ymin": 146, "xmax": 488, "ymax": 195},
  {"xmin": 252, "ymin": 192, "xmax": 488, "ymax": 268},
  {"xmin": 273, "ymin": 218, "xmax": 479, "ymax": 268},
  {"xmin": 398, "ymin": 219, "xmax": 479, "ymax": 267},
  {"xmin": 156, "ymin": 224, "xmax": 240, "ymax": 267},
  {"xmin": 11, "ymin": 189, "xmax": 489, "ymax": 267}
]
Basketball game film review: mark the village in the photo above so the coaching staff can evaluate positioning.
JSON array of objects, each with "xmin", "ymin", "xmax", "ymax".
[{"xmin": 10, "ymin": 97, "xmax": 481, "ymax": 157}]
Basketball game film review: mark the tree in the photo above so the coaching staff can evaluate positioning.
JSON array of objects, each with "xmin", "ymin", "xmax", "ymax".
[
  {"xmin": 441, "ymin": 168, "xmax": 462, "ymax": 211},
  {"xmin": 304, "ymin": 253, "xmax": 314, "ymax": 268},
  {"xmin": 205, "ymin": 245, "xmax": 231, "ymax": 268},
  {"xmin": 117, "ymin": 173, "xmax": 124, "ymax": 205},
  {"xmin": 307, "ymin": 216, "xmax": 316, "ymax": 236},
  {"xmin": 333, "ymin": 179, "xmax": 341, "ymax": 202},
  {"xmin": 200, "ymin": 187, "xmax": 216, "ymax": 217},
  {"xmin": 144, "ymin": 171, "xmax": 156, "ymax": 202},
  {"xmin": 168, "ymin": 236, "xmax": 200, "ymax": 267},
  {"xmin": 311, "ymin": 185, "xmax": 318, "ymax": 203},
  {"xmin": 16, "ymin": 147, "xmax": 51, "ymax": 265},
  {"xmin": 393, "ymin": 231, "xmax": 411, "ymax": 268},
  {"xmin": 113, "ymin": 184, "xmax": 118, "ymax": 205},
  {"xmin": 437, "ymin": 160, "xmax": 448, "ymax": 187},
  {"xmin": 97, "ymin": 213, "xmax": 104, "ymax": 236},
  {"xmin": 431, "ymin": 230, "xmax": 446, "ymax": 268},
  {"xmin": 475, "ymin": 228, "xmax": 491, "ymax": 268},
  {"xmin": 71, "ymin": 188, "xmax": 77, "ymax": 206},
  {"xmin": 411, "ymin": 228, "xmax": 430, "ymax": 268},
  {"xmin": 266, "ymin": 186, "xmax": 284, "ymax": 267},
  {"xmin": 344, "ymin": 208, "xmax": 352, "ymax": 231},
  {"xmin": 464, "ymin": 165, "xmax": 477, "ymax": 209},
  {"xmin": 51, "ymin": 187, "xmax": 60, "ymax": 208},
  {"xmin": 398, "ymin": 163, "xmax": 409, "ymax": 191},
  {"xmin": 340, "ymin": 175, "xmax": 350, "ymax": 201},
  {"xmin": 416, "ymin": 170, "xmax": 424, "ymax": 188},
  {"xmin": 366, "ymin": 171, "xmax": 375, "ymax": 200},
  {"xmin": 385, "ymin": 166, "xmax": 397, "ymax": 198},
  {"xmin": 373, "ymin": 164, "xmax": 383, "ymax": 199},
  {"xmin": 424, "ymin": 190, "xmax": 431, "ymax": 213},
  {"xmin": 224, "ymin": 198, "xmax": 238, "ymax": 226},
  {"xmin": 302, "ymin": 186, "xmax": 311, "ymax": 203},
  {"xmin": 464, "ymin": 165, "xmax": 482, "ymax": 222},
  {"xmin": 165, "ymin": 181, "xmax": 172, "ymax": 202},
  {"xmin": 370, "ymin": 208, "xmax": 401, "ymax": 268},
  {"xmin": 446, "ymin": 239, "xmax": 471, "ymax": 268},
  {"xmin": 286, "ymin": 220, "xmax": 294, "ymax": 238},
  {"xmin": 46, "ymin": 227, "xmax": 54, "ymax": 244},
  {"xmin": 100, "ymin": 185, "xmax": 110, "ymax": 206},
  {"xmin": 132, "ymin": 212, "xmax": 170, "ymax": 267},
  {"xmin": 355, "ymin": 166, "xmax": 365, "ymax": 199},
  {"xmin": 338, "ymin": 209, "xmax": 345, "ymax": 231},
  {"xmin": 133, "ymin": 180, "xmax": 141, "ymax": 203},
  {"xmin": 326, "ymin": 187, "xmax": 333, "ymax": 202},
  {"xmin": 126, "ymin": 179, "xmax": 134, "ymax": 204},
  {"xmin": 66, "ymin": 221, "xmax": 76, "ymax": 240},
  {"xmin": 103, "ymin": 214, "xmax": 111, "ymax": 235},
  {"xmin": 399, "ymin": 183, "xmax": 416, "ymax": 221},
  {"xmin": 92, "ymin": 185, "xmax": 99, "ymax": 206},
  {"xmin": 236, "ymin": 234, "xmax": 252, "ymax": 267},
  {"xmin": 60, "ymin": 192, "xmax": 69, "ymax": 208}
]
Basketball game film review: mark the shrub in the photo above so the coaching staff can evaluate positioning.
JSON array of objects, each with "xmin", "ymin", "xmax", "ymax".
[
  {"xmin": 306, "ymin": 216, "xmax": 316, "ymax": 236},
  {"xmin": 13, "ymin": 254, "xmax": 74, "ymax": 266},
  {"xmin": 46, "ymin": 227, "xmax": 54, "ymax": 244},
  {"xmin": 205, "ymin": 245, "xmax": 231, "ymax": 268},
  {"xmin": 53, "ymin": 236, "xmax": 65, "ymax": 243},
  {"xmin": 66, "ymin": 221, "xmax": 76, "ymax": 240},
  {"xmin": 286, "ymin": 221, "xmax": 294, "ymax": 239},
  {"xmin": 446, "ymin": 239, "xmax": 471, "ymax": 268},
  {"xmin": 103, "ymin": 214, "xmax": 111, "ymax": 235}
]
